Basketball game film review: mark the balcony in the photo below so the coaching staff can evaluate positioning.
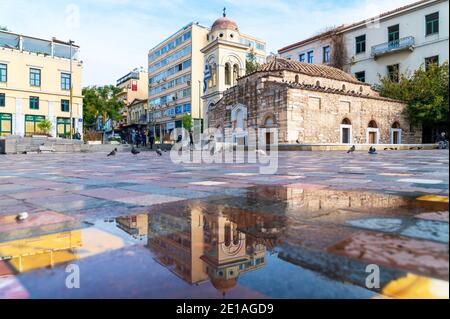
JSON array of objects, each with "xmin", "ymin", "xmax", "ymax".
[{"xmin": 371, "ymin": 36, "xmax": 415, "ymax": 58}]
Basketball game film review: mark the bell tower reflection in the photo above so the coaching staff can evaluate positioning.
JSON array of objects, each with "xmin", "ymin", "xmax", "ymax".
[{"xmin": 146, "ymin": 203, "xmax": 274, "ymax": 294}]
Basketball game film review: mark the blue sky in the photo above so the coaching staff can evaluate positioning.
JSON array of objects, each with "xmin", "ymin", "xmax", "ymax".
[{"xmin": 1, "ymin": 0, "xmax": 412, "ymax": 86}]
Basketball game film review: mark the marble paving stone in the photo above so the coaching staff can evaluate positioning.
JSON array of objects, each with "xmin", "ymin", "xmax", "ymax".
[
  {"xmin": 112, "ymin": 194, "xmax": 184, "ymax": 206},
  {"xmin": 347, "ymin": 218, "xmax": 449, "ymax": 243},
  {"xmin": 0, "ymin": 211, "xmax": 75, "ymax": 233},
  {"xmin": 398, "ymin": 178, "xmax": 443, "ymax": 184},
  {"xmin": 415, "ymin": 211, "xmax": 449, "ymax": 223},
  {"xmin": 328, "ymin": 232, "xmax": 449, "ymax": 280}
]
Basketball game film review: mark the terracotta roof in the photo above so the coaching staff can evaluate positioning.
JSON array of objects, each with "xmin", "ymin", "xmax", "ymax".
[
  {"xmin": 278, "ymin": 0, "xmax": 435, "ymax": 53},
  {"xmin": 211, "ymin": 17, "xmax": 239, "ymax": 32},
  {"xmin": 284, "ymin": 81, "xmax": 404, "ymax": 103},
  {"xmin": 242, "ymin": 57, "xmax": 368, "ymax": 85}
]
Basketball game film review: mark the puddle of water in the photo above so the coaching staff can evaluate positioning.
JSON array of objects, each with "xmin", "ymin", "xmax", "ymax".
[{"xmin": 0, "ymin": 186, "xmax": 448, "ymax": 299}]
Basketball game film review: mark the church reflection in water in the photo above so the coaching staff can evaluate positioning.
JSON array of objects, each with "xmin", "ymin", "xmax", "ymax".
[
  {"xmin": 146, "ymin": 201, "xmax": 283, "ymax": 295},
  {"xmin": 1, "ymin": 185, "xmax": 447, "ymax": 298}
]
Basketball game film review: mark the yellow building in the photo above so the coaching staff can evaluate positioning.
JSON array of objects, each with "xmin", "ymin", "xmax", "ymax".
[
  {"xmin": 0, "ymin": 30, "xmax": 83, "ymax": 137},
  {"xmin": 147, "ymin": 16, "xmax": 266, "ymax": 142}
]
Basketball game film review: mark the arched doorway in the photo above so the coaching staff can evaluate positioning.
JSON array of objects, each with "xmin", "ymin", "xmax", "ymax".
[
  {"xmin": 340, "ymin": 118, "xmax": 352, "ymax": 144},
  {"xmin": 264, "ymin": 116, "xmax": 275, "ymax": 145},
  {"xmin": 366, "ymin": 120, "xmax": 379, "ymax": 144},
  {"xmin": 390, "ymin": 122, "xmax": 402, "ymax": 144}
]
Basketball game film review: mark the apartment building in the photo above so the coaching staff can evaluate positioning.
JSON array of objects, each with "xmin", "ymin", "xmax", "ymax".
[
  {"xmin": 147, "ymin": 19, "xmax": 266, "ymax": 142},
  {"xmin": 278, "ymin": 0, "xmax": 449, "ymax": 85},
  {"xmin": 114, "ymin": 68, "xmax": 148, "ymax": 131},
  {"xmin": 0, "ymin": 30, "xmax": 83, "ymax": 138}
]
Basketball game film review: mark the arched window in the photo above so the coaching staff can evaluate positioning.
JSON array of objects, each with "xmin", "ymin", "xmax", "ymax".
[
  {"xmin": 208, "ymin": 64, "xmax": 213, "ymax": 88},
  {"xmin": 265, "ymin": 116, "xmax": 274, "ymax": 126},
  {"xmin": 342, "ymin": 84, "xmax": 346, "ymax": 91},
  {"xmin": 295, "ymin": 75, "xmax": 299, "ymax": 83},
  {"xmin": 225, "ymin": 63, "xmax": 231, "ymax": 85},
  {"xmin": 368, "ymin": 120, "xmax": 378, "ymax": 128},
  {"xmin": 212, "ymin": 63, "xmax": 217, "ymax": 86},
  {"xmin": 359, "ymin": 86, "xmax": 363, "ymax": 93},
  {"xmin": 340, "ymin": 118, "xmax": 352, "ymax": 144},
  {"xmin": 316, "ymin": 80, "xmax": 321, "ymax": 87},
  {"xmin": 392, "ymin": 121, "xmax": 401, "ymax": 129},
  {"xmin": 342, "ymin": 118, "xmax": 351, "ymax": 125},
  {"xmin": 224, "ymin": 223, "xmax": 231, "ymax": 247},
  {"xmin": 233, "ymin": 64, "xmax": 239, "ymax": 85},
  {"xmin": 235, "ymin": 109, "xmax": 244, "ymax": 130}
]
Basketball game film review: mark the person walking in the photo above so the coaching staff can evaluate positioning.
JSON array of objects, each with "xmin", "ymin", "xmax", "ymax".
[
  {"xmin": 131, "ymin": 129, "xmax": 136, "ymax": 146},
  {"xmin": 142, "ymin": 130, "xmax": 147, "ymax": 147},
  {"xmin": 149, "ymin": 130, "xmax": 155, "ymax": 149},
  {"xmin": 189, "ymin": 130, "xmax": 194, "ymax": 150}
]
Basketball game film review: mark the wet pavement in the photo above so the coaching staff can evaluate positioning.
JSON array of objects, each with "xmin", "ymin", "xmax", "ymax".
[{"xmin": 0, "ymin": 150, "xmax": 448, "ymax": 299}]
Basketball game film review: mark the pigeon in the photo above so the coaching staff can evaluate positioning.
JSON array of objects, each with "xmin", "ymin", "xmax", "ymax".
[
  {"xmin": 384, "ymin": 148, "xmax": 389, "ymax": 151},
  {"xmin": 368, "ymin": 146, "xmax": 377, "ymax": 154},
  {"xmin": 16, "ymin": 212, "xmax": 29, "ymax": 221},
  {"xmin": 418, "ymin": 147, "xmax": 423, "ymax": 150},
  {"xmin": 107, "ymin": 148, "xmax": 118, "ymax": 157},
  {"xmin": 296, "ymin": 139, "xmax": 300, "ymax": 144},
  {"xmin": 347, "ymin": 145, "xmax": 355, "ymax": 154},
  {"xmin": 256, "ymin": 149, "xmax": 267, "ymax": 156},
  {"xmin": 131, "ymin": 147, "xmax": 140, "ymax": 156},
  {"xmin": 156, "ymin": 148, "xmax": 162, "ymax": 156}
]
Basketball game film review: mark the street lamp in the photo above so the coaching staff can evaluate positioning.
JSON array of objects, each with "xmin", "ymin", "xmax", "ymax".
[{"xmin": 69, "ymin": 39, "xmax": 75, "ymax": 140}]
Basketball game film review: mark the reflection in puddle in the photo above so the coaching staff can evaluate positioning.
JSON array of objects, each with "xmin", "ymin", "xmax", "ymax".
[{"xmin": 0, "ymin": 186, "xmax": 448, "ymax": 298}]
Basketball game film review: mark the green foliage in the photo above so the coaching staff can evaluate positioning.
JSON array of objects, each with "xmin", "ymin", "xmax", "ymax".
[
  {"xmin": 181, "ymin": 114, "xmax": 192, "ymax": 131},
  {"xmin": 379, "ymin": 62, "xmax": 449, "ymax": 126},
  {"xmin": 245, "ymin": 50, "xmax": 259, "ymax": 74},
  {"xmin": 37, "ymin": 119, "xmax": 52, "ymax": 135},
  {"xmin": 82, "ymin": 85, "xmax": 124, "ymax": 130}
]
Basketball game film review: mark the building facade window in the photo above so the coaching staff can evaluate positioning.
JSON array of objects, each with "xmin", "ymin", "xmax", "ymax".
[
  {"xmin": 0, "ymin": 113, "xmax": 12, "ymax": 136},
  {"xmin": 299, "ymin": 53, "xmax": 305, "ymax": 62},
  {"xmin": 307, "ymin": 51, "xmax": 314, "ymax": 64},
  {"xmin": 323, "ymin": 46, "xmax": 330, "ymax": 63},
  {"xmin": 57, "ymin": 117, "xmax": 71, "ymax": 138},
  {"xmin": 388, "ymin": 24, "xmax": 400, "ymax": 43},
  {"xmin": 61, "ymin": 73, "xmax": 71, "ymax": 90},
  {"xmin": 0, "ymin": 93, "xmax": 5, "ymax": 107},
  {"xmin": 387, "ymin": 64, "xmax": 400, "ymax": 82},
  {"xmin": 61, "ymin": 99, "xmax": 70, "ymax": 112},
  {"xmin": 29, "ymin": 96, "xmax": 39, "ymax": 110},
  {"xmin": 355, "ymin": 35, "xmax": 366, "ymax": 54},
  {"xmin": 30, "ymin": 68, "xmax": 41, "ymax": 87},
  {"xmin": 355, "ymin": 71, "xmax": 366, "ymax": 82},
  {"xmin": 0, "ymin": 64, "xmax": 6, "ymax": 82},
  {"xmin": 425, "ymin": 12, "xmax": 439, "ymax": 35},
  {"xmin": 225, "ymin": 63, "xmax": 231, "ymax": 85},
  {"xmin": 425, "ymin": 55, "xmax": 439, "ymax": 70},
  {"xmin": 25, "ymin": 114, "xmax": 45, "ymax": 136}
]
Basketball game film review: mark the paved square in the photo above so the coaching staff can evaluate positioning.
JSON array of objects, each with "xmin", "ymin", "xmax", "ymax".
[{"xmin": 0, "ymin": 150, "xmax": 448, "ymax": 299}]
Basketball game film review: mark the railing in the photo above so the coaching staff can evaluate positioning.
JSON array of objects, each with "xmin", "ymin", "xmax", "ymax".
[
  {"xmin": 0, "ymin": 30, "xmax": 79, "ymax": 59},
  {"xmin": 371, "ymin": 36, "xmax": 415, "ymax": 57}
]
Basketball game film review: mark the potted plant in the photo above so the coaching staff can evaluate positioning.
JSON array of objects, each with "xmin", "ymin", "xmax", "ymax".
[{"xmin": 37, "ymin": 119, "xmax": 53, "ymax": 137}]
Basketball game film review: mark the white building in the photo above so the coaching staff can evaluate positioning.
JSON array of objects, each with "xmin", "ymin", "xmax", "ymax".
[{"xmin": 278, "ymin": 0, "xmax": 449, "ymax": 85}]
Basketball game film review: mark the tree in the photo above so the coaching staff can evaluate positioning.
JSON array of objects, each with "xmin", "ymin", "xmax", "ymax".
[
  {"xmin": 82, "ymin": 85, "xmax": 124, "ymax": 131},
  {"xmin": 181, "ymin": 114, "xmax": 192, "ymax": 131},
  {"xmin": 378, "ymin": 62, "xmax": 449, "ymax": 128},
  {"xmin": 246, "ymin": 49, "xmax": 259, "ymax": 74},
  {"xmin": 37, "ymin": 119, "xmax": 52, "ymax": 136},
  {"xmin": 0, "ymin": 26, "xmax": 10, "ymax": 31}
]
